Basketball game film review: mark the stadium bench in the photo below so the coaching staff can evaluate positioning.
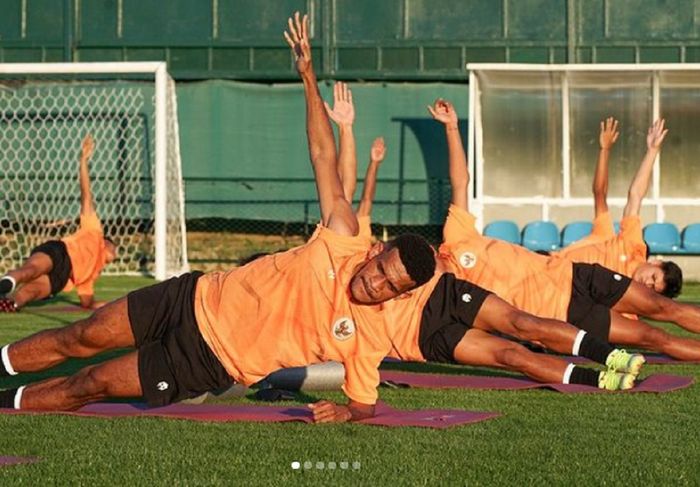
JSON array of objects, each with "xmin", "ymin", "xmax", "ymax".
[
  {"xmin": 522, "ymin": 221, "xmax": 560, "ymax": 252},
  {"xmin": 561, "ymin": 221, "xmax": 593, "ymax": 247},
  {"xmin": 483, "ymin": 220, "xmax": 521, "ymax": 244}
]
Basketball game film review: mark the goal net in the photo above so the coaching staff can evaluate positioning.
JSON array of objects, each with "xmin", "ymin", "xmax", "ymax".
[{"xmin": 0, "ymin": 62, "xmax": 188, "ymax": 280}]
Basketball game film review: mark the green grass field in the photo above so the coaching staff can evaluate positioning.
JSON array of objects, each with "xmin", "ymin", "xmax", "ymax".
[{"xmin": 1, "ymin": 277, "xmax": 700, "ymax": 485}]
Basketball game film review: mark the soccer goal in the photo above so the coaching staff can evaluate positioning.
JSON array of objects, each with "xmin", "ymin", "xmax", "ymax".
[
  {"xmin": 467, "ymin": 63, "xmax": 700, "ymax": 230},
  {"xmin": 0, "ymin": 62, "xmax": 188, "ymax": 280}
]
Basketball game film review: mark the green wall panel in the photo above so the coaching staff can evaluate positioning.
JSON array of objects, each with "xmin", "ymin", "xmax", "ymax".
[
  {"xmin": 26, "ymin": 0, "xmax": 64, "ymax": 42},
  {"xmin": 639, "ymin": 46, "xmax": 681, "ymax": 62},
  {"xmin": 79, "ymin": 0, "xmax": 119, "ymax": 43},
  {"xmin": 507, "ymin": 0, "xmax": 566, "ymax": 40},
  {"xmin": 218, "ymin": 0, "xmax": 310, "ymax": 42},
  {"xmin": 407, "ymin": 0, "xmax": 503, "ymax": 40},
  {"xmin": 596, "ymin": 46, "xmax": 636, "ymax": 63},
  {"xmin": 606, "ymin": 0, "xmax": 696, "ymax": 40},
  {"xmin": 335, "ymin": 0, "xmax": 402, "ymax": 42},
  {"xmin": 0, "ymin": 0, "xmax": 23, "ymax": 41},
  {"xmin": 337, "ymin": 48, "xmax": 378, "ymax": 71},
  {"xmin": 122, "ymin": 0, "xmax": 211, "ymax": 43},
  {"xmin": 510, "ymin": 47, "xmax": 550, "ymax": 63}
]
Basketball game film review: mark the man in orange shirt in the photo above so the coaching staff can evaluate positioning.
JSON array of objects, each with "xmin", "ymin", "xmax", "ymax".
[
  {"xmin": 433, "ymin": 98, "xmax": 700, "ymax": 358},
  {"xmin": 323, "ymin": 94, "xmax": 643, "ymax": 389},
  {"xmin": 0, "ymin": 134, "xmax": 117, "ymax": 311},
  {"xmin": 0, "ymin": 13, "xmax": 436, "ymax": 424},
  {"xmin": 555, "ymin": 117, "xmax": 682, "ymax": 298}
]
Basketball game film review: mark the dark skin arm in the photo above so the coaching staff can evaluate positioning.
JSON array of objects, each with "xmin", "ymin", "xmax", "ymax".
[
  {"xmin": 623, "ymin": 119, "xmax": 668, "ymax": 218},
  {"xmin": 284, "ymin": 12, "xmax": 357, "ymax": 236},
  {"xmin": 324, "ymin": 81, "xmax": 358, "ymax": 202},
  {"xmin": 78, "ymin": 134, "xmax": 97, "ymax": 216},
  {"xmin": 593, "ymin": 117, "xmax": 619, "ymax": 217},
  {"xmin": 308, "ymin": 399, "xmax": 375, "ymax": 423},
  {"xmin": 428, "ymin": 99, "xmax": 468, "ymax": 211},
  {"xmin": 357, "ymin": 137, "xmax": 386, "ymax": 217}
]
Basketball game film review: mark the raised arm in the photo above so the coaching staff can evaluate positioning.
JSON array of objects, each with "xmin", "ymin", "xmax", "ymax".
[
  {"xmin": 284, "ymin": 13, "xmax": 357, "ymax": 236},
  {"xmin": 78, "ymin": 134, "xmax": 96, "ymax": 216},
  {"xmin": 623, "ymin": 119, "xmax": 668, "ymax": 218},
  {"xmin": 356, "ymin": 137, "xmax": 386, "ymax": 217},
  {"xmin": 324, "ymin": 81, "xmax": 357, "ymax": 202},
  {"xmin": 428, "ymin": 99, "xmax": 468, "ymax": 210},
  {"xmin": 593, "ymin": 117, "xmax": 619, "ymax": 216}
]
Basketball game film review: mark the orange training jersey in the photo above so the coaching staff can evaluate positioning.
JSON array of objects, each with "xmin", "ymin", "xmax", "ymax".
[
  {"xmin": 383, "ymin": 270, "xmax": 444, "ymax": 362},
  {"xmin": 193, "ymin": 227, "xmax": 390, "ymax": 405},
  {"xmin": 556, "ymin": 214, "xmax": 647, "ymax": 277},
  {"xmin": 438, "ymin": 205, "xmax": 573, "ymax": 321},
  {"xmin": 61, "ymin": 212, "xmax": 107, "ymax": 296}
]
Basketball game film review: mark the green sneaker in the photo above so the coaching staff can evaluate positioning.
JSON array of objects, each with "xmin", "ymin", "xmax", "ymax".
[
  {"xmin": 598, "ymin": 370, "xmax": 636, "ymax": 391},
  {"xmin": 605, "ymin": 349, "xmax": 645, "ymax": 376}
]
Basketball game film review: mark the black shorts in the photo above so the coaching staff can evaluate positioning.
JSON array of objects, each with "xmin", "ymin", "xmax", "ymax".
[
  {"xmin": 30, "ymin": 240, "xmax": 72, "ymax": 295},
  {"xmin": 127, "ymin": 271, "xmax": 233, "ymax": 407},
  {"xmin": 419, "ymin": 273, "xmax": 491, "ymax": 363},
  {"xmin": 566, "ymin": 263, "xmax": 632, "ymax": 340}
]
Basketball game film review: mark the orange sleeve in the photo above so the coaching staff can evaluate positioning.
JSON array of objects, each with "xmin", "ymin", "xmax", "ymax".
[
  {"xmin": 75, "ymin": 280, "xmax": 95, "ymax": 296},
  {"xmin": 590, "ymin": 211, "xmax": 615, "ymax": 239},
  {"xmin": 619, "ymin": 215, "xmax": 643, "ymax": 244},
  {"xmin": 357, "ymin": 216, "xmax": 372, "ymax": 240},
  {"xmin": 317, "ymin": 226, "xmax": 372, "ymax": 256},
  {"xmin": 341, "ymin": 354, "xmax": 381, "ymax": 405},
  {"xmin": 80, "ymin": 212, "xmax": 103, "ymax": 234},
  {"xmin": 443, "ymin": 205, "xmax": 479, "ymax": 244}
]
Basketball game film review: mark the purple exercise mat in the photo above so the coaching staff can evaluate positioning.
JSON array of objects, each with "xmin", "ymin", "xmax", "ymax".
[
  {"xmin": 380, "ymin": 370, "xmax": 693, "ymax": 393},
  {"xmin": 0, "ymin": 456, "xmax": 39, "ymax": 466},
  {"xmin": 0, "ymin": 402, "xmax": 499, "ymax": 429}
]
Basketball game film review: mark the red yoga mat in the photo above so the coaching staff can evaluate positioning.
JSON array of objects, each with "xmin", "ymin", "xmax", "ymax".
[
  {"xmin": 0, "ymin": 402, "xmax": 500, "ymax": 429},
  {"xmin": 0, "ymin": 456, "xmax": 39, "ymax": 466},
  {"xmin": 563, "ymin": 354, "xmax": 700, "ymax": 365},
  {"xmin": 380, "ymin": 371, "xmax": 693, "ymax": 393}
]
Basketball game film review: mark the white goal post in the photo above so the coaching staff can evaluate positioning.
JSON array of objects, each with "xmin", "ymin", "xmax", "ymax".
[
  {"xmin": 467, "ymin": 63, "xmax": 700, "ymax": 230},
  {"xmin": 0, "ymin": 62, "xmax": 189, "ymax": 280}
]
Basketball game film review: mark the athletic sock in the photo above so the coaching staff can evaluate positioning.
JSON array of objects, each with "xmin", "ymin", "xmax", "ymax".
[
  {"xmin": 0, "ymin": 345, "xmax": 18, "ymax": 377},
  {"xmin": 566, "ymin": 365, "xmax": 599, "ymax": 387},
  {"xmin": 0, "ymin": 276, "xmax": 15, "ymax": 295},
  {"xmin": 0, "ymin": 387, "xmax": 19, "ymax": 409},
  {"xmin": 572, "ymin": 330, "xmax": 614, "ymax": 365}
]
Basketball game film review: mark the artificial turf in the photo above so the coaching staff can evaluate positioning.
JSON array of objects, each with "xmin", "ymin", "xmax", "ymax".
[{"xmin": 1, "ymin": 277, "xmax": 699, "ymax": 485}]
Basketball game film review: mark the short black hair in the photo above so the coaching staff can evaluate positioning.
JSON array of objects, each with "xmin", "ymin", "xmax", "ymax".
[
  {"xmin": 661, "ymin": 260, "xmax": 683, "ymax": 298},
  {"xmin": 387, "ymin": 233, "xmax": 436, "ymax": 287}
]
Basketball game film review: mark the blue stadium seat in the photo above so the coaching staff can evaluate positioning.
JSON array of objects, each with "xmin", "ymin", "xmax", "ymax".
[
  {"xmin": 681, "ymin": 223, "xmax": 700, "ymax": 253},
  {"xmin": 644, "ymin": 223, "xmax": 682, "ymax": 254},
  {"xmin": 613, "ymin": 221, "xmax": 620, "ymax": 234},
  {"xmin": 522, "ymin": 221, "xmax": 560, "ymax": 251},
  {"xmin": 483, "ymin": 220, "xmax": 520, "ymax": 244},
  {"xmin": 561, "ymin": 221, "xmax": 593, "ymax": 247}
]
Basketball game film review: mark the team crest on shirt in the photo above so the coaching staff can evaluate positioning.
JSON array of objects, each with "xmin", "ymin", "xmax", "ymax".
[
  {"xmin": 332, "ymin": 317, "xmax": 355, "ymax": 341},
  {"xmin": 459, "ymin": 251, "xmax": 477, "ymax": 269}
]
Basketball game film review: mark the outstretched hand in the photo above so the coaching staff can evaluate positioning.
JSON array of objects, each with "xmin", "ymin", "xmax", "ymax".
[
  {"xmin": 370, "ymin": 136, "xmax": 386, "ymax": 163},
  {"xmin": 647, "ymin": 119, "xmax": 668, "ymax": 151},
  {"xmin": 283, "ymin": 12, "xmax": 312, "ymax": 75},
  {"xmin": 427, "ymin": 98, "xmax": 458, "ymax": 128},
  {"xmin": 599, "ymin": 117, "xmax": 619, "ymax": 150},
  {"xmin": 81, "ymin": 134, "xmax": 95, "ymax": 162},
  {"xmin": 324, "ymin": 81, "xmax": 354, "ymax": 127},
  {"xmin": 308, "ymin": 400, "xmax": 352, "ymax": 423}
]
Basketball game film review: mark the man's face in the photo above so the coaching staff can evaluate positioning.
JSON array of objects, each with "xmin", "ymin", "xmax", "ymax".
[
  {"xmin": 632, "ymin": 261, "xmax": 666, "ymax": 294},
  {"xmin": 350, "ymin": 244, "xmax": 417, "ymax": 304}
]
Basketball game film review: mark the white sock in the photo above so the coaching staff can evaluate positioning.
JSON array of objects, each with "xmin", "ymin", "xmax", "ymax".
[
  {"xmin": 571, "ymin": 330, "xmax": 586, "ymax": 356},
  {"xmin": 562, "ymin": 363, "xmax": 576, "ymax": 384},
  {"xmin": 1, "ymin": 345, "xmax": 18, "ymax": 376},
  {"xmin": 14, "ymin": 385, "xmax": 25, "ymax": 409}
]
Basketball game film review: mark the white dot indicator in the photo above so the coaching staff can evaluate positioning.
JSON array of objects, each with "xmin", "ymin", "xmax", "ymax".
[{"xmin": 291, "ymin": 461, "xmax": 300, "ymax": 470}]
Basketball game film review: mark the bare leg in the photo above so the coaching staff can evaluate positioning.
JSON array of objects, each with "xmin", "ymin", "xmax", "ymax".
[
  {"xmin": 608, "ymin": 310, "xmax": 700, "ymax": 360},
  {"xmin": 7, "ymin": 298, "xmax": 134, "ymax": 373},
  {"xmin": 19, "ymin": 351, "xmax": 141, "ymax": 410},
  {"xmin": 472, "ymin": 295, "xmax": 579, "ymax": 355},
  {"xmin": 5, "ymin": 252, "xmax": 54, "ymax": 285},
  {"xmin": 12, "ymin": 276, "xmax": 52, "ymax": 308},
  {"xmin": 453, "ymin": 328, "xmax": 568, "ymax": 383},
  {"xmin": 613, "ymin": 280, "xmax": 700, "ymax": 334}
]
